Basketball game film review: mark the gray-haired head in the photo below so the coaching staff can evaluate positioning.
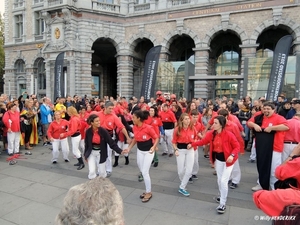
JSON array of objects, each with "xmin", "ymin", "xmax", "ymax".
[
  {"xmin": 56, "ymin": 177, "xmax": 124, "ymax": 225},
  {"xmin": 105, "ymin": 101, "xmax": 114, "ymax": 108}
]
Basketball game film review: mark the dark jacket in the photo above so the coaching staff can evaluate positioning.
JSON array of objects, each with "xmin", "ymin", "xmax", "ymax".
[{"xmin": 84, "ymin": 127, "xmax": 122, "ymax": 163}]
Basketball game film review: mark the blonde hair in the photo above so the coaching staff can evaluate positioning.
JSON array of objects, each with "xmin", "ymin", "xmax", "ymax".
[
  {"xmin": 56, "ymin": 177, "xmax": 124, "ymax": 225},
  {"xmin": 67, "ymin": 106, "xmax": 79, "ymax": 117}
]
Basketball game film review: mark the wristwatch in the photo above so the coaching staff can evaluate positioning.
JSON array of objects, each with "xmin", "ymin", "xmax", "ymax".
[{"xmin": 230, "ymin": 154, "xmax": 235, "ymax": 157}]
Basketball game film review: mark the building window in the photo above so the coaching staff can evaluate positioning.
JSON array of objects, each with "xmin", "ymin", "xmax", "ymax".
[
  {"xmin": 33, "ymin": 0, "xmax": 44, "ymax": 4},
  {"xmin": 98, "ymin": 0, "xmax": 114, "ymax": 4},
  {"xmin": 15, "ymin": 15, "xmax": 23, "ymax": 38},
  {"xmin": 216, "ymin": 49, "xmax": 239, "ymax": 75},
  {"xmin": 35, "ymin": 11, "xmax": 44, "ymax": 36},
  {"xmin": 36, "ymin": 58, "xmax": 46, "ymax": 90},
  {"xmin": 14, "ymin": 0, "xmax": 24, "ymax": 8},
  {"xmin": 136, "ymin": 0, "xmax": 149, "ymax": 4},
  {"xmin": 15, "ymin": 59, "xmax": 25, "ymax": 73}
]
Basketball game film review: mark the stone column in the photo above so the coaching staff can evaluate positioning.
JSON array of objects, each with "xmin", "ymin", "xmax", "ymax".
[
  {"xmin": 240, "ymin": 44, "xmax": 258, "ymax": 98},
  {"xmin": 44, "ymin": 58, "xmax": 52, "ymax": 99},
  {"xmin": 293, "ymin": 41, "xmax": 300, "ymax": 98},
  {"xmin": 193, "ymin": 47, "xmax": 210, "ymax": 99},
  {"xmin": 69, "ymin": 59, "xmax": 76, "ymax": 97},
  {"xmin": 116, "ymin": 54, "xmax": 134, "ymax": 99},
  {"xmin": 78, "ymin": 51, "xmax": 93, "ymax": 98}
]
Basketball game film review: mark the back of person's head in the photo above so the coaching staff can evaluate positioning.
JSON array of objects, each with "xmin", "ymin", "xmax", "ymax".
[{"xmin": 56, "ymin": 177, "xmax": 124, "ymax": 225}]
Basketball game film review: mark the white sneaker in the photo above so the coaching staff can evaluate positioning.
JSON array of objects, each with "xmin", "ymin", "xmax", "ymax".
[{"xmin": 252, "ymin": 184, "xmax": 262, "ymax": 191}]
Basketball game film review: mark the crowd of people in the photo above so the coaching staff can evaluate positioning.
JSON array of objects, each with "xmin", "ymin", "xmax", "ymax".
[{"xmin": 0, "ymin": 91, "xmax": 300, "ymax": 218}]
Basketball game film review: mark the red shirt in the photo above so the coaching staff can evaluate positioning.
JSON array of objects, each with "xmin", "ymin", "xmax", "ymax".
[
  {"xmin": 192, "ymin": 130, "xmax": 240, "ymax": 167},
  {"xmin": 47, "ymin": 119, "xmax": 69, "ymax": 139},
  {"xmin": 62, "ymin": 116, "xmax": 81, "ymax": 138},
  {"xmin": 92, "ymin": 129, "xmax": 101, "ymax": 144},
  {"xmin": 97, "ymin": 111, "xmax": 124, "ymax": 131},
  {"xmin": 194, "ymin": 121, "xmax": 204, "ymax": 135},
  {"xmin": 159, "ymin": 109, "xmax": 177, "ymax": 124},
  {"xmin": 80, "ymin": 120, "xmax": 89, "ymax": 140},
  {"xmin": 248, "ymin": 113, "xmax": 288, "ymax": 152},
  {"xmin": 172, "ymin": 127, "xmax": 197, "ymax": 144},
  {"xmin": 225, "ymin": 120, "xmax": 244, "ymax": 153},
  {"xmin": 284, "ymin": 117, "xmax": 300, "ymax": 142},
  {"xmin": 3, "ymin": 110, "xmax": 20, "ymax": 132},
  {"xmin": 79, "ymin": 112, "xmax": 90, "ymax": 122},
  {"xmin": 212, "ymin": 133, "xmax": 223, "ymax": 153},
  {"xmin": 133, "ymin": 123, "xmax": 158, "ymax": 142}
]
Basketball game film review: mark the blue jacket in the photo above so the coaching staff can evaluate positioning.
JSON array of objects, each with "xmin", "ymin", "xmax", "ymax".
[{"xmin": 40, "ymin": 104, "xmax": 53, "ymax": 125}]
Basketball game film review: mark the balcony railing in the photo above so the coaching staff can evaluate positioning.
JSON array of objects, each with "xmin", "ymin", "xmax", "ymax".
[
  {"xmin": 134, "ymin": 3, "xmax": 150, "ymax": 11},
  {"xmin": 172, "ymin": 0, "xmax": 191, "ymax": 6},
  {"xmin": 48, "ymin": 0, "xmax": 63, "ymax": 6},
  {"xmin": 92, "ymin": 1, "xmax": 120, "ymax": 13},
  {"xmin": 14, "ymin": 0, "xmax": 25, "ymax": 8}
]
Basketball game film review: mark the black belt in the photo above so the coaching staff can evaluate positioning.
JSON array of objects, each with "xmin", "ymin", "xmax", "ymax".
[
  {"xmin": 177, "ymin": 143, "xmax": 189, "ymax": 149},
  {"xmin": 284, "ymin": 141, "xmax": 298, "ymax": 144},
  {"xmin": 92, "ymin": 144, "xmax": 101, "ymax": 150},
  {"xmin": 71, "ymin": 132, "xmax": 80, "ymax": 137}
]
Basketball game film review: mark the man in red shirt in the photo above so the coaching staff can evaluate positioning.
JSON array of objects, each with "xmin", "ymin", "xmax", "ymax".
[
  {"xmin": 159, "ymin": 103, "xmax": 177, "ymax": 157},
  {"xmin": 282, "ymin": 113, "xmax": 300, "ymax": 161},
  {"xmin": 96, "ymin": 101, "xmax": 132, "ymax": 177},
  {"xmin": 247, "ymin": 102, "xmax": 289, "ymax": 191}
]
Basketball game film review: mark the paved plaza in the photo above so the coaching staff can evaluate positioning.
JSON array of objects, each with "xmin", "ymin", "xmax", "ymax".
[{"xmin": 0, "ymin": 143, "xmax": 271, "ymax": 225}]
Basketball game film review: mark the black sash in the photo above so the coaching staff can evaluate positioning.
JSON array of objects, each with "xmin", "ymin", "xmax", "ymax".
[{"xmin": 254, "ymin": 114, "xmax": 275, "ymax": 190}]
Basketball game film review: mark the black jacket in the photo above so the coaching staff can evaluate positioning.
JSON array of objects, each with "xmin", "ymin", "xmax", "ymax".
[{"xmin": 84, "ymin": 127, "xmax": 123, "ymax": 163}]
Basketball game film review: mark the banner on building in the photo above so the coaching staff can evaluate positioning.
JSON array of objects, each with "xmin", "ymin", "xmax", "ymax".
[
  {"xmin": 266, "ymin": 35, "xmax": 293, "ymax": 102},
  {"xmin": 140, "ymin": 45, "xmax": 162, "ymax": 101},
  {"xmin": 54, "ymin": 52, "xmax": 65, "ymax": 101}
]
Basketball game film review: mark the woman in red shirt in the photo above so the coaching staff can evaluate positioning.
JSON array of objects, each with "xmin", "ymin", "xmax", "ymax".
[
  {"xmin": 3, "ymin": 103, "xmax": 21, "ymax": 156},
  {"xmin": 126, "ymin": 110, "xmax": 159, "ymax": 203},
  {"xmin": 189, "ymin": 116, "xmax": 240, "ymax": 214},
  {"xmin": 149, "ymin": 106, "xmax": 163, "ymax": 167},
  {"xmin": 48, "ymin": 111, "xmax": 70, "ymax": 163},
  {"xmin": 172, "ymin": 113, "xmax": 197, "ymax": 197},
  {"xmin": 60, "ymin": 106, "xmax": 84, "ymax": 170}
]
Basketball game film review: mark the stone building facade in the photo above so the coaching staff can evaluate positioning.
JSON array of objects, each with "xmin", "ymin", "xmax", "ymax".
[{"xmin": 3, "ymin": 0, "xmax": 300, "ymax": 100}]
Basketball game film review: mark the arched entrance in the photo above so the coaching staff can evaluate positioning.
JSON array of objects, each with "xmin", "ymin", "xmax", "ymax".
[
  {"xmin": 160, "ymin": 34, "xmax": 195, "ymax": 99},
  {"xmin": 246, "ymin": 26, "xmax": 296, "ymax": 100},
  {"xmin": 131, "ymin": 38, "xmax": 154, "ymax": 97},
  {"xmin": 209, "ymin": 31, "xmax": 242, "ymax": 100},
  {"xmin": 91, "ymin": 38, "xmax": 117, "ymax": 98}
]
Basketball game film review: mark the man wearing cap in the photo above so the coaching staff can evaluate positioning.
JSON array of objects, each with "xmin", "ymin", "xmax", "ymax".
[
  {"xmin": 286, "ymin": 98, "xmax": 300, "ymax": 119},
  {"xmin": 282, "ymin": 113, "xmax": 300, "ymax": 161}
]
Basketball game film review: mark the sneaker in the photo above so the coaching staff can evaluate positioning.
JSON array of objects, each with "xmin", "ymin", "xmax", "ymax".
[
  {"xmin": 216, "ymin": 204, "xmax": 226, "ymax": 214},
  {"xmin": 162, "ymin": 152, "xmax": 168, "ymax": 156},
  {"xmin": 228, "ymin": 179, "xmax": 232, "ymax": 185},
  {"xmin": 214, "ymin": 196, "xmax": 220, "ymax": 203},
  {"xmin": 188, "ymin": 177, "xmax": 193, "ymax": 184},
  {"xmin": 8, "ymin": 153, "xmax": 13, "ymax": 156},
  {"xmin": 248, "ymin": 159, "xmax": 256, "ymax": 163},
  {"xmin": 52, "ymin": 160, "xmax": 57, "ymax": 164},
  {"xmin": 65, "ymin": 159, "xmax": 70, "ymax": 162},
  {"xmin": 178, "ymin": 188, "xmax": 190, "ymax": 197},
  {"xmin": 192, "ymin": 175, "xmax": 198, "ymax": 180},
  {"xmin": 106, "ymin": 172, "xmax": 112, "ymax": 178},
  {"xmin": 25, "ymin": 151, "xmax": 32, "ymax": 155},
  {"xmin": 204, "ymin": 155, "xmax": 209, "ymax": 159},
  {"xmin": 138, "ymin": 173, "xmax": 144, "ymax": 182},
  {"xmin": 169, "ymin": 154, "xmax": 173, "ymax": 157},
  {"xmin": 230, "ymin": 183, "xmax": 238, "ymax": 189},
  {"xmin": 43, "ymin": 142, "xmax": 48, "ymax": 146},
  {"xmin": 252, "ymin": 184, "xmax": 262, "ymax": 192},
  {"xmin": 47, "ymin": 142, "xmax": 52, "ymax": 145}
]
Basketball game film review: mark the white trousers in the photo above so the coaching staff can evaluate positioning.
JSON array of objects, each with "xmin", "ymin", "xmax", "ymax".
[
  {"xmin": 106, "ymin": 144, "xmax": 113, "ymax": 173},
  {"xmin": 88, "ymin": 150, "xmax": 106, "ymax": 179},
  {"xmin": 282, "ymin": 143, "xmax": 297, "ymax": 162},
  {"xmin": 115, "ymin": 141, "xmax": 128, "ymax": 156},
  {"xmin": 270, "ymin": 151, "xmax": 282, "ymax": 190},
  {"xmin": 161, "ymin": 129, "xmax": 174, "ymax": 154},
  {"xmin": 52, "ymin": 138, "xmax": 70, "ymax": 162},
  {"xmin": 79, "ymin": 139, "xmax": 85, "ymax": 154},
  {"xmin": 7, "ymin": 132, "xmax": 21, "ymax": 154},
  {"xmin": 176, "ymin": 148, "xmax": 194, "ymax": 190},
  {"xmin": 215, "ymin": 159, "xmax": 234, "ymax": 205},
  {"xmin": 137, "ymin": 148, "xmax": 154, "ymax": 193},
  {"xmin": 230, "ymin": 159, "xmax": 241, "ymax": 184},
  {"xmin": 249, "ymin": 141, "xmax": 256, "ymax": 160},
  {"xmin": 192, "ymin": 148, "xmax": 199, "ymax": 175},
  {"xmin": 71, "ymin": 135, "xmax": 82, "ymax": 158}
]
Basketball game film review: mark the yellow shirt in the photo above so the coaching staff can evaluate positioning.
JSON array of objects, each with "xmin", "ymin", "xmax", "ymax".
[{"xmin": 54, "ymin": 103, "xmax": 66, "ymax": 118}]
